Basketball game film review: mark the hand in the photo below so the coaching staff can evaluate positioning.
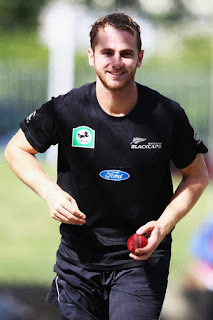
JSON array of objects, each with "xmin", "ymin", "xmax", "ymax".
[
  {"xmin": 129, "ymin": 220, "xmax": 165, "ymax": 261},
  {"xmin": 46, "ymin": 188, "xmax": 86, "ymax": 225}
]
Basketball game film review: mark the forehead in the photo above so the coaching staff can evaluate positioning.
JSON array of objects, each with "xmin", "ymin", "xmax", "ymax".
[{"xmin": 95, "ymin": 25, "xmax": 138, "ymax": 50}]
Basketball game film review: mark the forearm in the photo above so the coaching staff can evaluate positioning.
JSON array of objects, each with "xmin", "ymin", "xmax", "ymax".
[
  {"xmin": 5, "ymin": 141, "xmax": 60, "ymax": 201},
  {"xmin": 158, "ymin": 164, "xmax": 208, "ymax": 237},
  {"xmin": 5, "ymin": 131, "xmax": 86, "ymax": 225},
  {"xmin": 132, "ymin": 154, "xmax": 208, "ymax": 261}
]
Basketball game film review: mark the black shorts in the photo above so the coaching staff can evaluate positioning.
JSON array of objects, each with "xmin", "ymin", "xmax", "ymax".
[{"xmin": 46, "ymin": 250, "xmax": 171, "ymax": 320}]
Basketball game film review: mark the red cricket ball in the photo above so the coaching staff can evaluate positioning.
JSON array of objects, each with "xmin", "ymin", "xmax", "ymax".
[{"xmin": 127, "ymin": 234, "xmax": 148, "ymax": 254}]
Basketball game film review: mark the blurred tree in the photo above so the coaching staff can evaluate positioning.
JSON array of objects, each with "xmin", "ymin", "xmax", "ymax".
[
  {"xmin": 80, "ymin": 0, "xmax": 191, "ymax": 24},
  {"xmin": 143, "ymin": 0, "xmax": 190, "ymax": 25},
  {"xmin": 0, "ymin": 0, "xmax": 210, "ymax": 32},
  {"xmin": 0, "ymin": 0, "xmax": 193, "ymax": 31},
  {"xmin": 0, "ymin": 0, "xmax": 48, "ymax": 30}
]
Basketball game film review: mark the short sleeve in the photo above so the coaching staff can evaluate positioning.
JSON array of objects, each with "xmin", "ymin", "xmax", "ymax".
[
  {"xmin": 20, "ymin": 97, "xmax": 59, "ymax": 153},
  {"xmin": 171, "ymin": 107, "xmax": 208, "ymax": 169}
]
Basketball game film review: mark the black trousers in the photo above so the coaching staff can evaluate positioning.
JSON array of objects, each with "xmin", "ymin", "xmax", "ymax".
[{"xmin": 47, "ymin": 249, "xmax": 171, "ymax": 320}]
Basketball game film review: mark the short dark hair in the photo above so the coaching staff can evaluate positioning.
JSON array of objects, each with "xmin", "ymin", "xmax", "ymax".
[{"xmin": 90, "ymin": 13, "xmax": 142, "ymax": 52}]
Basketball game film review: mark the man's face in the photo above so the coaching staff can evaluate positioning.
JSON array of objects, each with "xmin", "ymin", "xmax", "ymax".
[{"xmin": 88, "ymin": 25, "xmax": 144, "ymax": 91}]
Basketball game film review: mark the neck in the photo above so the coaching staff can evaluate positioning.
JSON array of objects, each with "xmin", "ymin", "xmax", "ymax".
[{"xmin": 96, "ymin": 80, "xmax": 138, "ymax": 117}]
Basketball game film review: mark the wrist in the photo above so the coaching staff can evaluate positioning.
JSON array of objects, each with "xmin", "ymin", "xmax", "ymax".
[
  {"xmin": 157, "ymin": 213, "xmax": 175, "ymax": 238},
  {"xmin": 42, "ymin": 180, "xmax": 62, "ymax": 202}
]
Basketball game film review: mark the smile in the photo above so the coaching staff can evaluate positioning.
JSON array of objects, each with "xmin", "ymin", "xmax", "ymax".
[{"xmin": 108, "ymin": 71, "xmax": 125, "ymax": 76}]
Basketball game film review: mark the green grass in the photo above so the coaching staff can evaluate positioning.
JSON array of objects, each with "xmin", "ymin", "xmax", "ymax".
[
  {"xmin": 170, "ymin": 174, "xmax": 212, "ymax": 282},
  {"xmin": 0, "ymin": 158, "xmax": 59, "ymax": 285},
  {"xmin": 0, "ymin": 157, "xmax": 212, "ymax": 285},
  {"xmin": 0, "ymin": 30, "xmax": 48, "ymax": 66}
]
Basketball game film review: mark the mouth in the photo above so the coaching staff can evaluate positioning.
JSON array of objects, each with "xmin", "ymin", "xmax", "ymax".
[{"xmin": 108, "ymin": 71, "xmax": 125, "ymax": 77}]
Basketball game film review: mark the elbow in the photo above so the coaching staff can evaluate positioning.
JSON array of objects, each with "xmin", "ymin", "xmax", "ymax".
[
  {"xmin": 201, "ymin": 155, "xmax": 209, "ymax": 190},
  {"xmin": 4, "ymin": 140, "xmax": 13, "ymax": 164},
  {"xmin": 4, "ymin": 142, "xmax": 10, "ymax": 163},
  {"xmin": 203, "ymin": 166, "xmax": 209, "ymax": 189},
  {"xmin": 198, "ymin": 164, "xmax": 209, "ymax": 192}
]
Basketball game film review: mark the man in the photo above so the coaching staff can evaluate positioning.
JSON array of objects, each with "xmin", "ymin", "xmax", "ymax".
[{"xmin": 5, "ymin": 12, "xmax": 208, "ymax": 320}]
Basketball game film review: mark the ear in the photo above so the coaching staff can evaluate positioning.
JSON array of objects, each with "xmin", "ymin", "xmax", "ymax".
[
  {"xmin": 88, "ymin": 48, "xmax": 94, "ymax": 67},
  {"xmin": 137, "ymin": 50, "xmax": 144, "ymax": 68}
]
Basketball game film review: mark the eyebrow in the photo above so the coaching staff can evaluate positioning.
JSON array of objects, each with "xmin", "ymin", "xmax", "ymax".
[{"xmin": 99, "ymin": 48, "xmax": 135, "ymax": 54}]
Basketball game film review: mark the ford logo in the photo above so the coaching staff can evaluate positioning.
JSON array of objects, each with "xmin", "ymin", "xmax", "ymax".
[{"xmin": 99, "ymin": 170, "xmax": 130, "ymax": 181}]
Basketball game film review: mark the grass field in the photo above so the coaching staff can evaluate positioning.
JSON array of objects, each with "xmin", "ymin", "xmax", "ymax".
[
  {"xmin": 0, "ymin": 156, "xmax": 212, "ymax": 286},
  {"xmin": 0, "ymin": 157, "xmax": 59, "ymax": 285}
]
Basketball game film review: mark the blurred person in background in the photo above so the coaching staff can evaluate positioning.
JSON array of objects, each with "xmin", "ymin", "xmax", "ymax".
[
  {"xmin": 4, "ymin": 12, "xmax": 208, "ymax": 320},
  {"xmin": 0, "ymin": 294, "xmax": 34, "ymax": 320}
]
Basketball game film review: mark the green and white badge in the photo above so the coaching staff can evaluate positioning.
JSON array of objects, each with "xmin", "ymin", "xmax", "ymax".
[{"xmin": 72, "ymin": 126, "xmax": 95, "ymax": 148}]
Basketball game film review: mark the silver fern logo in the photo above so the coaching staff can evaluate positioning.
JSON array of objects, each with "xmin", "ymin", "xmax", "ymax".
[{"xmin": 130, "ymin": 137, "xmax": 147, "ymax": 145}]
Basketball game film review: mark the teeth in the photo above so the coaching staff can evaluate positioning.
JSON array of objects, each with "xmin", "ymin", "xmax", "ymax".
[{"xmin": 110, "ymin": 72, "xmax": 123, "ymax": 75}]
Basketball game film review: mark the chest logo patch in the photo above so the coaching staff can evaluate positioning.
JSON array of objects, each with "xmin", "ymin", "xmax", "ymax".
[
  {"xmin": 99, "ymin": 170, "xmax": 130, "ymax": 181},
  {"xmin": 72, "ymin": 126, "xmax": 95, "ymax": 148},
  {"xmin": 130, "ymin": 137, "xmax": 162, "ymax": 150}
]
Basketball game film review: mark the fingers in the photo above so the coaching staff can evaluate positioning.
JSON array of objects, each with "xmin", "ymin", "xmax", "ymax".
[
  {"xmin": 49, "ymin": 193, "xmax": 86, "ymax": 225},
  {"xmin": 129, "ymin": 251, "xmax": 151, "ymax": 261},
  {"xmin": 136, "ymin": 221, "xmax": 154, "ymax": 236},
  {"xmin": 129, "ymin": 241, "xmax": 154, "ymax": 261},
  {"xmin": 129, "ymin": 221, "xmax": 163, "ymax": 261},
  {"xmin": 52, "ymin": 205, "xmax": 86, "ymax": 225}
]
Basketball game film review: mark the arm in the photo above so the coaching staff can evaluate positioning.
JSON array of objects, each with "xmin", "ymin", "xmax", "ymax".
[
  {"xmin": 130, "ymin": 153, "xmax": 209, "ymax": 260},
  {"xmin": 4, "ymin": 129, "xmax": 86, "ymax": 225}
]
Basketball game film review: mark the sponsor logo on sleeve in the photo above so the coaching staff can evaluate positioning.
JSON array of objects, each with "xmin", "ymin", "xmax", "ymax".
[
  {"xmin": 26, "ymin": 111, "xmax": 36, "ymax": 123},
  {"xmin": 130, "ymin": 137, "xmax": 162, "ymax": 150},
  {"xmin": 99, "ymin": 170, "xmax": 130, "ymax": 181},
  {"xmin": 72, "ymin": 126, "xmax": 95, "ymax": 148},
  {"xmin": 194, "ymin": 131, "xmax": 202, "ymax": 145}
]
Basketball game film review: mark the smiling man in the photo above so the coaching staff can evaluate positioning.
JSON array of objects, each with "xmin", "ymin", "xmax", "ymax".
[
  {"xmin": 88, "ymin": 18, "xmax": 143, "ymax": 117},
  {"xmin": 5, "ymin": 13, "xmax": 208, "ymax": 320},
  {"xmin": 88, "ymin": 24, "xmax": 143, "ymax": 90}
]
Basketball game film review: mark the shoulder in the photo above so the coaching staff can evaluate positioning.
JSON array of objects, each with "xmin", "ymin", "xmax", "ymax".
[
  {"xmin": 137, "ymin": 83, "xmax": 179, "ymax": 108},
  {"xmin": 49, "ymin": 82, "xmax": 95, "ymax": 111},
  {"xmin": 137, "ymin": 83, "xmax": 185, "ymax": 118},
  {"xmin": 66, "ymin": 82, "xmax": 95, "ymax": 101}
]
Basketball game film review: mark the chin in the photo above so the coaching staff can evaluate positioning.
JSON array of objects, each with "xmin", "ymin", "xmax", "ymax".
[{"xmin": 100, "ymin": 78, "xmax": 135, "ymax": 91}]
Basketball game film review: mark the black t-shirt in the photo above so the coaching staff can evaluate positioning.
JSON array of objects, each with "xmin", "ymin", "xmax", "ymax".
[{"xmin": 20, "ymin": 82, "xmax": 208, "ymax": 271}]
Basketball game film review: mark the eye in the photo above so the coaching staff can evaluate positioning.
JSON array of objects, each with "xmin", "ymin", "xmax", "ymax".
[
  {"xmin": 122, "ymin": 51, "xmax": 133, "ymax": 57},
  {"xmin": 102, "ymin": 51, "xmax": 113, "ymax": 56}
]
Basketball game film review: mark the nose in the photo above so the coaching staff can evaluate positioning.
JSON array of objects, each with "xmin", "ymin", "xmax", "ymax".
[{"xmin": 112, "ymin": 53, "xmax": 124, "ymax": 69}]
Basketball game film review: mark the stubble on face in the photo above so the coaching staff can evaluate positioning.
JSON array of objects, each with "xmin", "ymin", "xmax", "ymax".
[{"xmin": 94, "ymin": 58, "xmax": 138, "ymax": 91}]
